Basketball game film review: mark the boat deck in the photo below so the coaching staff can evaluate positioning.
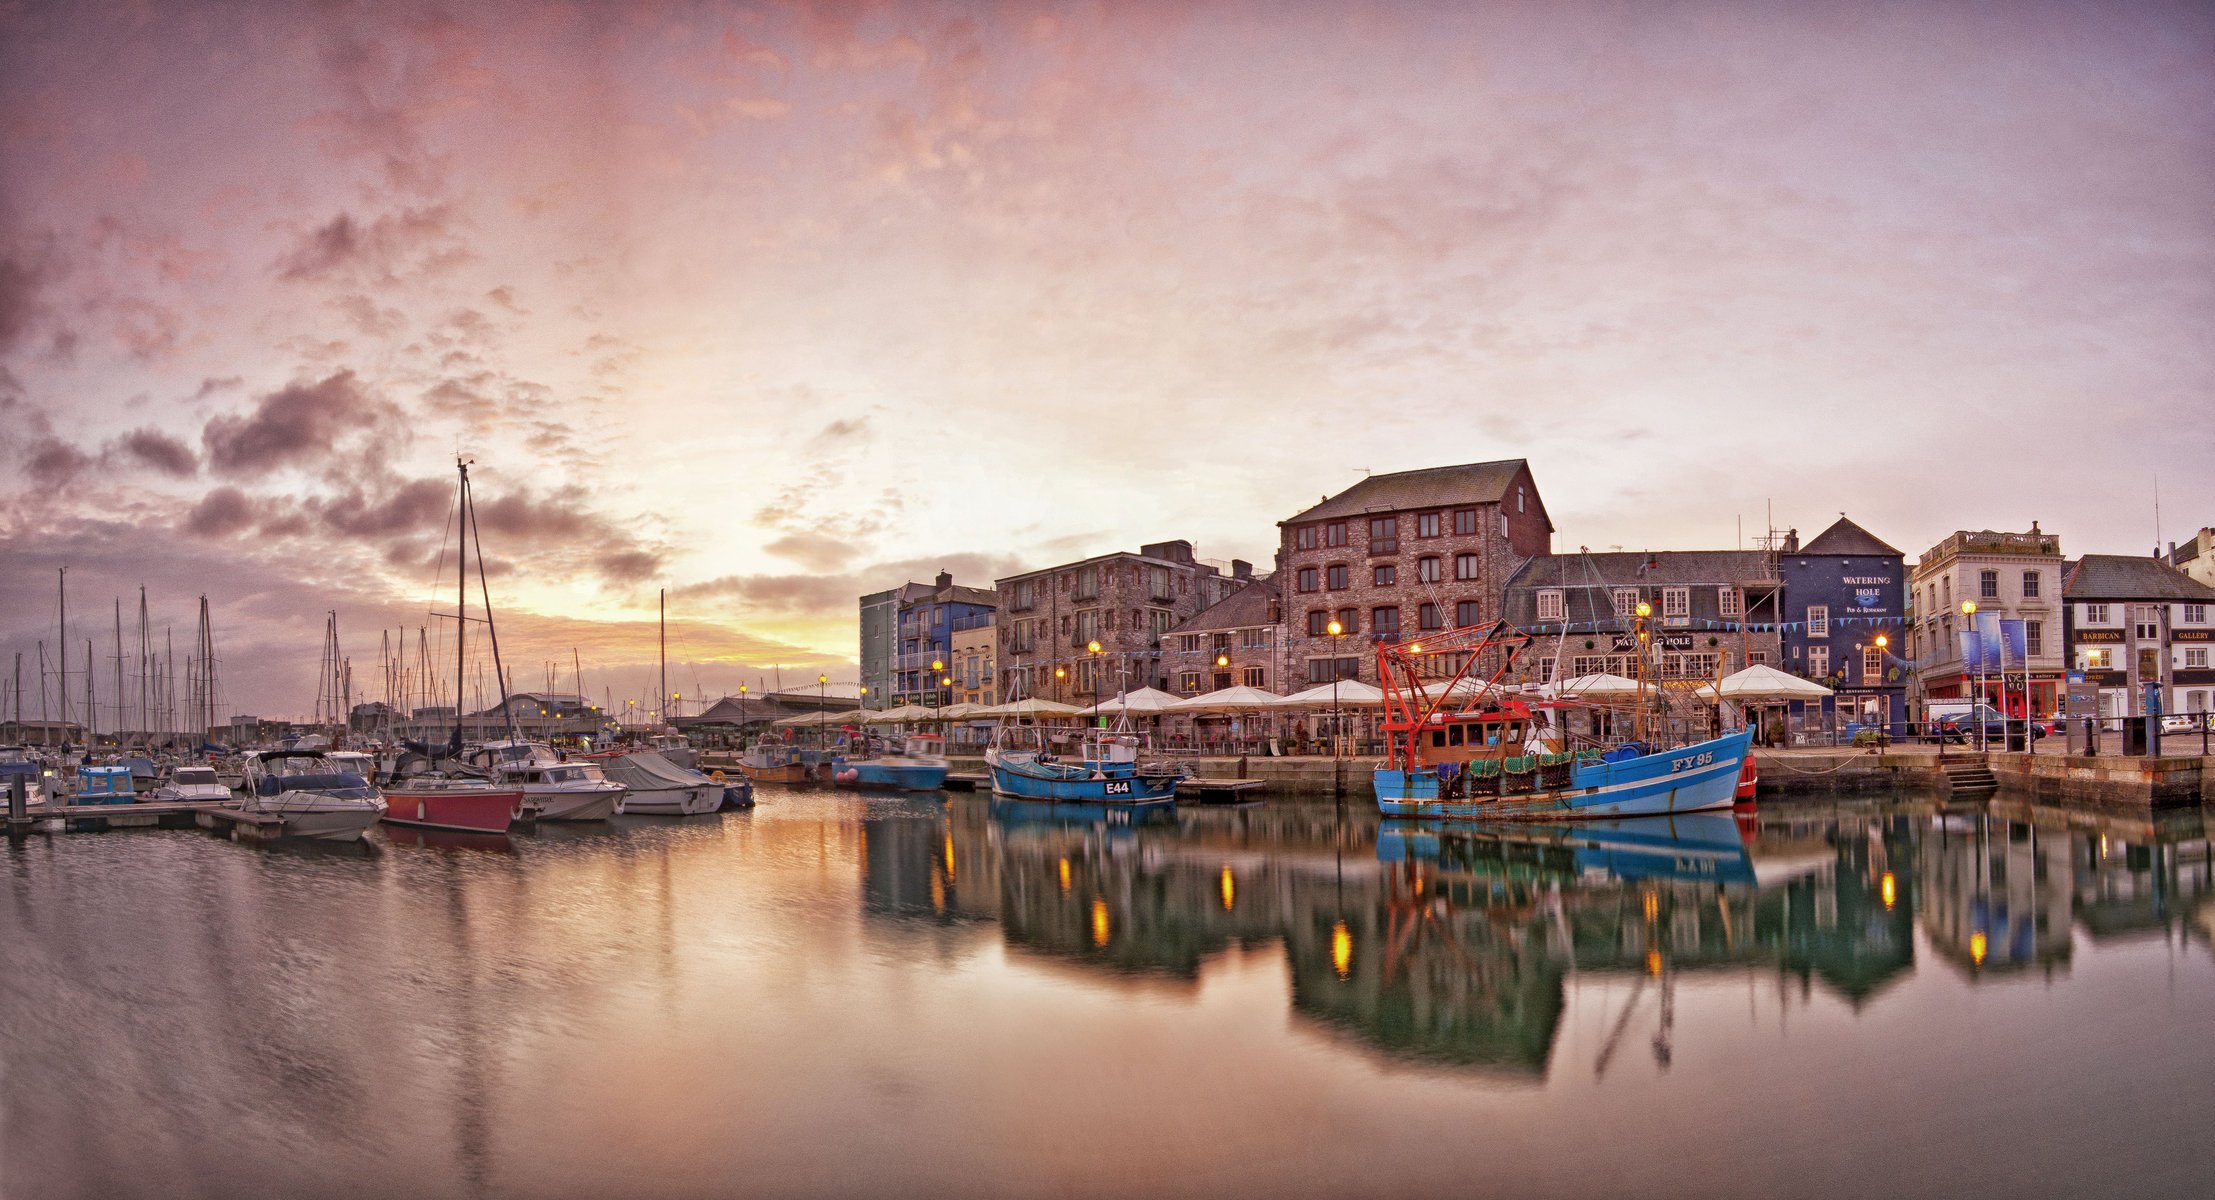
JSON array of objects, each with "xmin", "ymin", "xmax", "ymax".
[{"xmin": 1175, "ymin": 779, "xmax": 1268, "ymax": 804}]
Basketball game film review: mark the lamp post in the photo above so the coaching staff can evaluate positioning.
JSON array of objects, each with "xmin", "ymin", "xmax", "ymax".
[
  {"xmin": 818, "ymin": 673, "xmax": 828, "ymax": 751},
  {"xmin": 929, "ymin": 660, "xmax": 943, "ymax": 708},
  {"xmin": 1327, "ymin": 619, "xmax": 1344, "ymax": 800},
  {"xmin": 1961, "ymin": 601, "xmax": 1983, "ymax": 750},
  {"xmin": 1634, "ymin": 601, "xmax": 1653, "ymax": 745},
  {"xmin": 1873, "ymin": 634, "xmax": 1889, "ymax": 740}
]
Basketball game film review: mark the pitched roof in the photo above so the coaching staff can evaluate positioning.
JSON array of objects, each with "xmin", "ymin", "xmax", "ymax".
[
  {"xmin": 1800, "ymin": 516, "xmax": 1901, "ymax": 557},
  {"xmin": 1508, "ymin": 550, "xmax": 1780, "ymax": 590},
  {"xmin": 1166, "ymin": 579, "xmax": 1277, "ymax": 635},
  {"xmin": 1281, "ymin": 460, "xmax": 1532, "ymax": 525},
  {"xmin": 2063, "ymin": 554, "xmax": 2215, "ymax": 601}
]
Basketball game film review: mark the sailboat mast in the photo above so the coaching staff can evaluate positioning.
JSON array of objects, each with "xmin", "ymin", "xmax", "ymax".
[
  {"xmin": 113, "ymin": 598, "xmax": 124, "ymax": 744},
  {"xmin": 57, "ymin": 567, "xmax": 68, "ymax": 741},
  {"xmin": 86, "ymin": 636, "xmax": 96, "ymax": 742},
  {"xmin": 454, "ymin": 459, "xmax": 469, "ymax": 755},
  {"xmin": 659, "ymin": 588, "xmax": 667, "ymax": 728},
  {"xmin": 464, "ymin": 470, "xmax": 521, "ymax": 744},
  {"xmin": 38, "ymin": 642, "xmax": 49, "ymax": 748}
]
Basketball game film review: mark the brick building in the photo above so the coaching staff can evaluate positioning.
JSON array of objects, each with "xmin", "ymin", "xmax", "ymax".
[
  {"xmin": 1276, "ymin": 460, "xmax": 1552, "ymax": 687},
  {"xmin": 1160, "ymin": 579, "xmax": 1282, "ymax": 697},
  {"xmin": 1501, "ymin": 551, "xmax": 1783, "ymax": 685},
  {"xmin": 995, "ymin": 541, "xmax": 1244, "ymax": 706}
]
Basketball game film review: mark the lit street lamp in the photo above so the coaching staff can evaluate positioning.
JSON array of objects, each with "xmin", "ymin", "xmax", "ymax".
[
  {"xmin": 1961, "ymin": 601, "xmax": 1984, "ymax": 749},
  {"xmin": 1327, "ymin": 618, "xmax": 1345, "ymax": 800}
]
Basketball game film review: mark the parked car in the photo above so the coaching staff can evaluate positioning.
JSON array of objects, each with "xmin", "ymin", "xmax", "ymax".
[
  {"xmin": 1935, "ymin": 704, "xmax": 2045, "ymax": 744},
  {"xmin": 2159, "ymin": 713, "xmax": 2215, "ymax": 734}
]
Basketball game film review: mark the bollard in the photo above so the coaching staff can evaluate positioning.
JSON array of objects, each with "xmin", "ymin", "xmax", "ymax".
[{"xmin": 7, "ymin": 775, "xmax": 24, "ymax": 829}]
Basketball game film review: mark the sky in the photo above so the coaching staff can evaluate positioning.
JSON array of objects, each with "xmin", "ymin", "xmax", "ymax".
[{"xmin": 1, "ymin": 0, "xmax": 2211, "ymax": 723}]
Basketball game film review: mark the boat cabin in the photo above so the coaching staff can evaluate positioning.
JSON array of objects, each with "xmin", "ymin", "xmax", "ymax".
[
  {"xmin": 1387, "ymin": 700, "xmax": 1555, "ymax": 768},
  {"xmin": 75, "ymin": 765, "xmax": 137, "ymax": 804}
]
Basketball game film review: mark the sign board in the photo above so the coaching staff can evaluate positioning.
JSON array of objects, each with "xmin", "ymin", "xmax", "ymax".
[
  {"xmin": 1608, "ymin": 632, "xmax": 1699, "ymax": 652},
  {"xmin": 2172, "ymin": 629, "xmax": 2214, "ymax": 643},
  {"xmin": 2064, "ymin": 678, "xmax": 2099, "ymax": 719},
  {"xmin": 2075, "ymin": 629, "xmax": 2126, "ymax": 644}
]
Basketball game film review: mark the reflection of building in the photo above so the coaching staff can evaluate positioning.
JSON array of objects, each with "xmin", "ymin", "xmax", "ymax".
[{"xmin": 1918, "ymin": 813, "xmax": 2073, "ymax": 977}]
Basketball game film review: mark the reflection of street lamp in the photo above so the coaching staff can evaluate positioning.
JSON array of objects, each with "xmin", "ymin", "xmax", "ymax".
[{"xmin": 1962, "ymin": 600, "xmax": 1983, "ymax": 750}]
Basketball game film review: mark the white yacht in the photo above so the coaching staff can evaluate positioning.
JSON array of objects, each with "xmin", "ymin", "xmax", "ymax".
[
  {"xmin": 238, "ymin": 750, "xmax": 387, "ymax": 842},
  {"xmin": 151, "ymin": 764, "xmax": 233, "ymax": 803},
  {"xmin": 464, "ymin": 740, "xmax": 625, "ymax": 821}
]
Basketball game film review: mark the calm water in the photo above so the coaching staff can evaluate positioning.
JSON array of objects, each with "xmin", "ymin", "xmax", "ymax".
[{"xmin": 4, "ymin": 790, "xmax": 2213, "ymax": 1199}]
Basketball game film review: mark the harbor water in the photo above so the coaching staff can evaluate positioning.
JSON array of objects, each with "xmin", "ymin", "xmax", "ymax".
[{"xmin": 4, "ymin": 790, "xmax": 2213, "ymax": 1198}]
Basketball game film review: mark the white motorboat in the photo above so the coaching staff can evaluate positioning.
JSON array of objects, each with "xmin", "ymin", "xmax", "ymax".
[
  {"xmin": 238, "ymin": 750, "xmax": 387, "ymax": 842},
  {"xmin": 150, "ymin": 764, "xmax": 233, "ymax": 803},
  {"xmin": 464, "ymin": 739, "xmax": 624, "ymax": 821},
  {"xmin": 591, "ymin": 748, "xmax": 720, "ymax": 815}
]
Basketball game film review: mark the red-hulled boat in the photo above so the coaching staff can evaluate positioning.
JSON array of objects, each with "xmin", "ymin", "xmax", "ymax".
[{"xmin": 379, "ymin": 782, "xmax": 527, "ymax": 834}]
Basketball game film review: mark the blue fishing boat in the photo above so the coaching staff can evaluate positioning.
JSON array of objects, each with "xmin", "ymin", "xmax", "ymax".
[
  {"xmin": 73, "ymin": 765, "xmax": 139, "ymax": 805},
  {"xmin": 833, "ymin": 734, "xmax": 949, "ymax": 792},
  {"xmin": 1373, "ymin": 621, "xmax": 1753, "ymax": 821},
  {"xmin": 986, "ymin": 727, "xmax": 1181, "ymax": 808}
]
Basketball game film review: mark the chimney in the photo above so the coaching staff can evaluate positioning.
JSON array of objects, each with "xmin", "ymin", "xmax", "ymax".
[
  {"xmin": 1782, "ymin": 528, "xmax": 1800, "ymax": 554},
  {"xmin": 1231, "ymin": 559, "xmax": 1253, "ymax": 580},
  {"xmin": 935, "ymin": 570, "xmax": 952, "ymax": 589},
  {"xmin": 2029, "ymin": 520, "xmax": 2041, "ymax": 534}
]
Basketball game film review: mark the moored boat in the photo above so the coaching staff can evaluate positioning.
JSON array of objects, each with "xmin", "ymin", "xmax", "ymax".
[
  {"xmin": 738, "ymin": 739, "xmax": 812, "ymax": 784},
  {"xmin": 379, "ymin": 777, "xmax": 528, "ymax": 833},
  {"xmin": 594, "ymin": 748, "xmax": 720, "ymax": 815},
  {"xmin": 238, "ymin": 750, "xmax": 388, "ymax": 842},
  {"xmin": 833, "ymin": 733, "xmax": 949, "ymax": 791},
  {"xmin": 150, "ymin": 763, "xmax": 232, "ymax": 803},
  {"xmin": 986, "ymin": 727, "xmax": 1181, "ymax": 808},
  {"xmin": 1372, "ymin": 621, "xmax": 1753, "ymax": 821},
  {"xmin": 465, "ymin": 740, "xmax": 624, "ymax": 821}
]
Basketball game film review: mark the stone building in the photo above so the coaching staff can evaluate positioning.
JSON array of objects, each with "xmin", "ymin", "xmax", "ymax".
[
  {"xmin": 1501, "ymin": 550, "xmax": 1783, "ymax": 685},
  {"xmin": 2061, "ymin": 555, "xmax": 2215, "ymax": 720},
  {"xmin": 1276, "ymin": 460, "xmax": 1552, "ymax": 688},
  {"xmin": 1909, "ymin": 526, "xmax": 2066, "ymax": 720},
  {"xmin": 995, "ymin": 541, "xmax": 1244, "ymax": 706},
  {"xmin": 950, "ymin": 617, "xmax": 997, "ymax": 707},
  {"xmin": 1160, "ymin": 579, "xmax": 1281, "ymax": 696}
]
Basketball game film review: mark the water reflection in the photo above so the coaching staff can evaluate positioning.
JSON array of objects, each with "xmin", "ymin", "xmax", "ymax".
[{"xmin": 4, "ymin": 791, "xmax": 2213, "ymax": 1198}]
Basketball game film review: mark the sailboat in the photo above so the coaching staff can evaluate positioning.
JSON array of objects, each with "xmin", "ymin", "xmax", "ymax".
[
  {"xmin": 381, "ymin": 459, "xmax": 530, "ymax": 834},
  {"xmin": 590, "ymin": 589, "xmax": 722, "ymax": 815}
]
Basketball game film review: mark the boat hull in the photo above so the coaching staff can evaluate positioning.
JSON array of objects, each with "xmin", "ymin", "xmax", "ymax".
[
  {"xmin": 987, "ymin": 764, "xmax": 1179, "ymax": 807},
  {"xmin": 1375, "ymin": 730, "xmax": 1752, "ymax": 822},
  {"xmin": 525, "ymin": 786, "xmax": 622, "ymax": 822},
  {"xmin": 738, "ymin": 762, "xmax": 810, "ymax": 784},
  {"xmin": 379, "ymin": 788, "xmax": 525, "ymax": 833},
  {"xmin": 618, "ymin": 784, "xmax": 721, "ymax": 816},
  {"xmin": 237, "ymin": 797, "xmax": 388, "ymax": 842}
]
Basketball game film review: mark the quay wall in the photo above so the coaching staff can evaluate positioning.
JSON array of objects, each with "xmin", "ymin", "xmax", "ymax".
[{"xmin": 1985, "ymin": 752, "xmax": 2210, "ymax": 809}]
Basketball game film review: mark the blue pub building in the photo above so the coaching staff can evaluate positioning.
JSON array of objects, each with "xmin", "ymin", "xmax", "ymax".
[
  {"xmin": 1779, "ymin": 517, "xmax": 1910, "ymax": 735},
  {"xmin": 894, "ymin": 571, "xmax": 998, "ymax": 707}
]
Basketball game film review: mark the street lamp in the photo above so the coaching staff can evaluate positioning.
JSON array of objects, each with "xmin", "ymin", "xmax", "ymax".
[
  {"xmin": 818, "ymin": 673, "xmax": 828, "ymax": 751},
  {"xmin": 1327, "ymin": 618, "xmax": 1345, "ymax": 799}
]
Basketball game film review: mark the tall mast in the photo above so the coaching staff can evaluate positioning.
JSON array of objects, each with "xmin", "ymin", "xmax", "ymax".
[
  {"xmin": 57, "ymin": 568, "xmax": 69, "ymax": 741},
  {"xmin": 660, "ymin": 588, "xmax": 668, "ymax": 728},
  {"xmin": 113, "ymin": 598, "xmax": 125, "ymax": 743},
  {"xmin": 453, "ymin": 459, "xmax": 468, "ymax": 756},
  {"xmin": 86, "ymin": 636, "xmax": 96, "ymax": 742},
  {"xmin": 38, "ymin": 642, "xmax": 49, "ymax": 748},
  {"xmin": 137, "ymin": 587, "xmax": 150, "ymax": 741}
]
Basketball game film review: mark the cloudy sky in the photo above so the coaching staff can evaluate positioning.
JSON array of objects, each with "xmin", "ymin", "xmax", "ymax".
[{"xmin": 2, "ymin": 0, "xmax": 2210, "ymax": 722}]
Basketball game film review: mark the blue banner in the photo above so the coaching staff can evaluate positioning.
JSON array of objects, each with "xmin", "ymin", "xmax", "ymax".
[
  {"xmin": 1972, "ymin": 613, "xmax": 2003, "ymax": 672},
  {"xmin": 1998, "ymin": 618, "xmax": 2028, "ymax": 666},
  {"xmin": 1957, "ymin": 629, "xmax": 1984, "ymax": 670}
]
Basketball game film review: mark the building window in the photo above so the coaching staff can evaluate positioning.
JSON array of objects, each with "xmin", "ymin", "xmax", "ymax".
[
  {"xmin": 1455, "ymin": 600, "xmax": 1483, "ymax": 627},
  {"xmin": 1979, "ymin": 569, "xmax": 1999, "ymax": 599},
  {"xmin": 2025, "ymin": 621, "xmax": 2043, "ymax": 657},
  {"xmin": 1536, "ymin": 589, "xmax": 1565, "ymax": 621},
  {"xmin": 1748, "ymin": 651, "xmax": 1770, "ymax": 666},
  {"xmin": 1418, "ymin": 602, "xmax": 1441, "ymax": 630},
  {"xmin": 2135, "ymin": 606, "xmax": 2161, "ymax": 642},
  {"xmin": 2184, "ymin": 648, "xmax": 2209, "ymax": 670},
  {"xmin": 1612, "ymin": 588, "xmax": 1640, "ymax": 617},
  {"xmin": 1326, "ymin": 564, "xmax": 1348, "ymax": 590},
  {"xmin": 2085, "ymin": 603, "xmax": 2110, "ymax": 624},
  {"xmin": 1454, "ymin": 553, "xmax": 1481, "ymax": 581},
  {"xmin": 1178, "ymin": 634, "xmax": 1201, "ymax": 653},
  {"xmin": 1718, "ymin": 587, "xmax": 1743, "ymax": 619},
  {"xmin": 1662, "ymin": 587, "xmax": 1689, "ymax": 623},
  {"xmin": 1571, "ymin": 655, "xmax": 1608, "ymax": 676},
  {"xmin": 1369, "ymin": 516, "xmax": 1398, "ymax": 555},
  {"xmin": 1296, "ymin": 567, "xmax": 1318, "ymax": 593},
  {"xmin": 1325, "ymin": 521, "xmax": 1347, "ymax": 547},
  {"xmin": 1305, "ymin": 657, "xmax": 1361, "ymax": 684},
  {"xmin": 1807, "ymin": 646, "xmax": 1830, "ymax": 677},
  {"xmin": 1517, "ymin": 486, "xmax": 1526, "ymax": 513},
  {"xmin": 1241, "ymin": 666, "xmax": 1266, "ymax": 688},
  {"xmin": 2184, "ymin": 604, "xmax": 2208, "ymax": 624},
  {"xmin": 1307, "ymin": 610, "xmax": 1329, "ymax": 637},
  {"xmin": 1295, "ymin": 525, "xmax": 1315, "ymax": 550},
  {"xmin": 1337, "ymin": 607, "xmax": 1358, "ymax": 633},
  {"xmin": 1239, "ymin": 627, "xmax": 1272, "ymax": 649},
  {"xmin": 1807, "ymin": 605, "xmax": 1829, "ymax": 638},
  {"xmin": 1498, "ymin": 510, "xmax": 1508, "ymax": 537},
  {"xmin": 1372, "ymin": 606, "xmax": 1401, "ymax": 635},
  {"xmin": 1074, "ymin": 565, "xmax": 1098, "ymax": 599},
  {"xmin": 1373, "ymin": 564, "xmax": 1396, "ymax": 587},
  {"xmin": 1862, "ymin": 645, "xmax": 1882, "ymax": 682},
  {"xmin": 1417, "ymin": 512, "xmax": 1441, "ymax": 538},
  {"xmin": 1452, "ymin": 508, "xmax": 1478, "ymax": 536},
  {"xmin": 2083, "ymin": 648, "xmax": 2113, "ymax": 670},
  {"xmin": 2022, "ymin": 570, "xmax": 2040, "ymax": 598},
  {"xmin": 1178, "ymin": 671, "xmax": 1201, "ymax": 694},
  {"xmin": 1417, "ymin": 556, "xmax": 1441, "ymax": 583},
  {"xmin": 1150, "ymin": 610, "xmax": 1174, "ymax": 638}
]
